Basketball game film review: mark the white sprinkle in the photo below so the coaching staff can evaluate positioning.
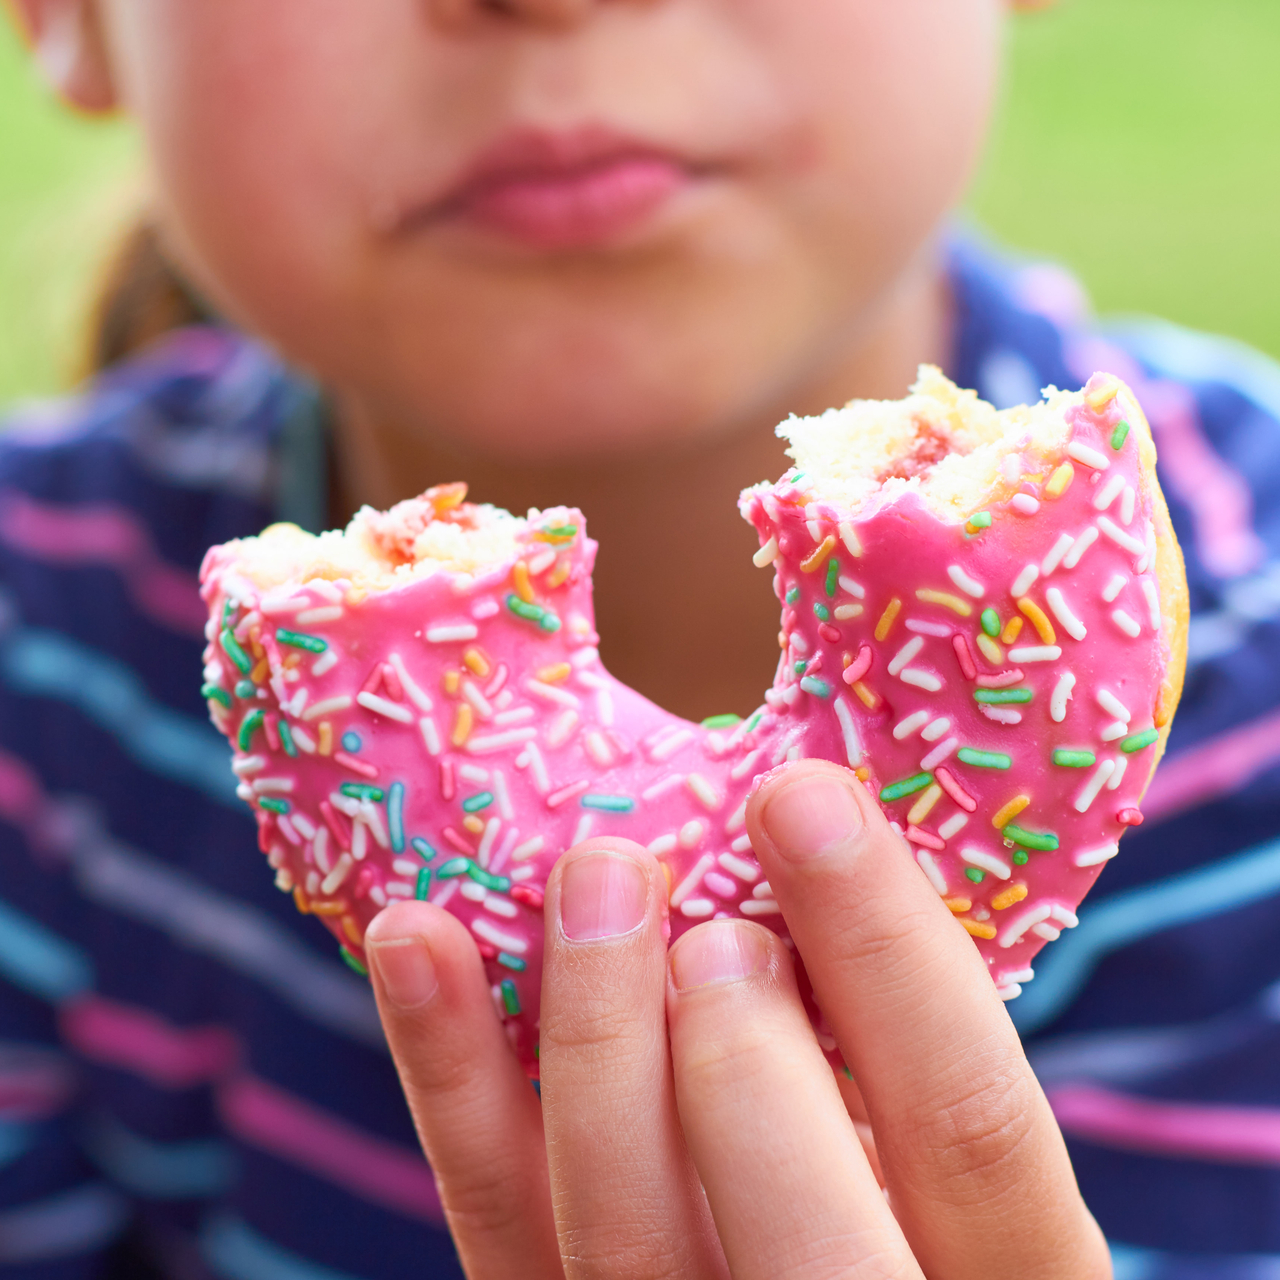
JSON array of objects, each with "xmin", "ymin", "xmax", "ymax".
[
  {"xmin": 276, "ymin": 815, "xmax": 301, "ymax": 846},
  {"xmin": 740, "ymin": 899, "xmax": 781, "ymax": 917},
  {"xmin": 471, "ymin": 918, "xmax": 527, "ymax": 955},
  {"xmin": 1141, "ymin": 579, "xmax": 1161, "ymax": 629},
  {"xmin": 1107, "ymin": 757, "xmax": 1129, "ymax": 790},
  {"xmin": 647, "ymin": 834, "xmax": 678, "ymax": 857},
  {"xmin": 962, "ymin": 847, "xmax": 1011, "ymax": 879},
  {"xmin": 752, "ymin": 536, "xmax": 778, "ymax": 568},
  {"xmin": 471, "ymin": 599, "xmax": 499, "ymax": 620},
  {"xmin": 725, "ymin": 800, "xmax": 747, "ymax": 834},
  {"xmin": 1098, "ymin": 516, "xmax": 1145, "ymax": 556},
  {"xmin": 301, "ymin": 695, "xmax": 352, "ymax": 721},
  {"xmin": 466, "ymin": 727, "xmax": 538, "ymax": 754},
  {"xmin": 938, "ymin": 813, "xmax": 969, "ymax": 840},
  {"xmin": 998, "ymin": 984, "xmax": 1023, "ymax": 1001},
  {"xmin": 1000, "ymin": 903, "xmax": 1052, "ymax": 948},
  {"xmin": 916, "ymin": 851, "xmax": 947, "ymax": 895},
  {"xmin": 947, "ymin": 565, "xmax": 985, "ymax": 598},
  {"xmin": 1041, "ymin": 533, "xmax": 1074, "ymax": 576},
  {"xmin": 1063, "ymin": 526, "xmax": 1099, "ymax": 569},
  {"xmin": 584, "ymin": 730, "xmax": 613, "ymax": 768},
  {"xmin": 493, "ymin": 706, "xmax": 534, "ymax": 726},
  {"xmin": 1008, "ymin": 645, "xmax": 1061, "ymax": 663},
  {"xmin": 1093, "ymin": 473, "xmax": 1126, "ymax": 512},
  {"xmin": 1003, "ymin": 967, "xmax": 1036, "ymax": 985},
  {"xmin": 366, "ymin": 885, "xmax": 387, "ymax": 909},
  {"xmin": 719, "ymin": 852, "xmax": 760, "ymax": 882},
  {"xmin": 546, "ymin": 710, "xmax": 579, "ymax": 748},
  {"xmin": 510, "ymin": 836, "xmax": 545, "ymax": 863},
  {"xmin": 730, "ymin": 749, "xmax": 764, "ymax": 782},
  {"xmin": 1112, "ymin": 609, "xmax": 1141, "ymax": 638},
  {"xmin": 893, "ymin": 711, "xmax": 930, "ymax": 740},
  {"xmin": 359, "ymin": 801, "xmax": 389, "ymax": 850},
  {"xmin": 425, "ymin": 624, "xmax": 479, "ymax": 643},
  {"xmin": 832, "ymin": 697, "xmax": 863, "ymax": 768},
  {"xmin": 525, "ymin": 743, "xmax": 550, "ymax": 794},
  {"xmin": 1045, "ymin": 587, "xmax": 1087, "ymax": 640},
  {"xmin": 483, "ymin": 893, "xmax": 518, "ymax": 919},
  {"xmin": 1097, "ymin": 690, "xmax": 1131, "ymax": 722},
  {"xmin": 680, "ymin": 898, "xmax": 717, "ymax": 919},
  {"xmin": 1050, "ymin": 672, "xmax": 1076, "ymax": 723},
  {"xmin": 1075, "ymin": 841, "xmax": 1120, "ymax": 868},
  {"xmin": 642, "ymin": 774, "xmax": 685, "ymax": 802},
  {"xmin": 391, "ymin": 857, "xmax": 419, "ymax": 877},
  {"xmin": 356, "ymin": 691, "xmax": 414, "ymax": 724},
  {"xmin": 687, "ymin": 774, "xmax": 720, "ymax": 811},
  {"xmin": 905, "ymin": 618, "xmax": 951, "ymax": 637},
  {"xmin": 308, "ymin": 580, "xmax": 343, "ymax": 603},
  {"xmin": 311, "ymin": 650, "xmax": 339, "ymax": 679},
  {"xmin": 1011, "ymin": 564, "xmax": 1040, "ymax": 597},
  {"xmin": 1074, "ymin": 759, "xmax": 1117, "ymax": 812},
  {"xmin": 571, "ymin": 814, "xmax": 594, "ymax": 848},
  {"xmin": 833, "ymin": 604, "xmax": 864, "ymax": 621},
  {"xmin": 887, "ymin": 636, "xmax": 924, "ymax": 676},
  {"xmin": 292, "ymin": 813, "xmax": 316, "ymax": 840},
  {"xmin": 1068, "ymin": 441, "xmax": 1110, "ymax": 470},
  {"xmin": 900, "ymin": 669, "xmax": 943, "ymax": 692},
  {"xmin": 1120, "ymin": 485, "xmax": 1136, "ymax": 525},
  {"xmin": 837, "ymin": 575, "xmax": 866, "ymax": 599},
  {"xmin": 320, "ymin": 853, "xmax": 353, "ymax": 895},
  {"xmin": 295, "ymin": 606, "xmax": 343, "ymax": 626},
  {"xmin": 1102, "ymin": 573, "xmax": 1127, "ymax": 603},
  {"xmin": 921, "ymin": 737, "xmax": 958, "ymax": 770},
  {"xmin": 311, "ymin": 827, "xmax": 331, "ymax": 875},
  {"xmin": 670, "ymin": 854, "xmax": 715, "ymax": 908},
  {"xmin": 431, "ymin": 879, "xmax": 459, "ymax": 909},
  {"xmin": 1011, "ymin": 493, "xmax": 1039, "ymax": 516},
  {"xmin": 508, "ymin": 865, "xmax": 535, "ymax": 883},
  {"xmin": 478, "ymin": 817, "xmax": 502, "ymax": 866},
  {"xmin": 525, "ymin": 679, "xmax": 579, "ymax": 709},
  {"xmin": 286, "ymin": 688, "xmax": 308, "ymax": 718},
  {"xmin": 649, "ymin": 729, "xmax": 694, "ymax": 762},
  {"xmin": 260, "ymin": 593, "xmax": 306, "ymax": 616},
  {"xmin": 679, "ymin": 820, "xmax": 706, "ymax": 849},
  {"xmin": 1100, "ymin": 720, "xmax": 1128, "ymax": 742},
  {"xmin": 253, "ymin": 777, "xmax": 294, "ymax": 793},
  {"xmin": 731, "ymin": 833, "xmax": 753, "ymax": 852},
  {"xmin": 461, "ymin": 682, "xmax": 494, "ymax": 720},
  {"xmin": 980, "ymin": 705, "xmax": 1022, "ymax": 725},
  {"xmin": 806, "ymin": 518, "xmax": 823, "ymax": 543},
  {"xmin": 418, "ymin": 716, "xmax": 441, "ymax": 755},
  {"xmin": 838, "ymin": 521, "xmax": 863, "ymax": 557},
  {"xmin": 921, "ymin": 717, "xmax": 952, "ymax": 742}
]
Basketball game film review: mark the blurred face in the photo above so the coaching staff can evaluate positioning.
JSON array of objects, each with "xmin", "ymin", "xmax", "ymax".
[{"xmin": 96, "ymin": 0, "xmax": 1002, "ymax": 461}]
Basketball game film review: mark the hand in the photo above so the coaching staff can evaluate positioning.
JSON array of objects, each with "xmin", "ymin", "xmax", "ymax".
[{"xmin": 364, "ymin": 760, "xmax": 1111, "ymax": 1279}]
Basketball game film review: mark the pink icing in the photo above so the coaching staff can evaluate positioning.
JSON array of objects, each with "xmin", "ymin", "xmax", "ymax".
[{"xmin": 199, "ymin": 376, "xmax": 1173, "ymax": 1074}]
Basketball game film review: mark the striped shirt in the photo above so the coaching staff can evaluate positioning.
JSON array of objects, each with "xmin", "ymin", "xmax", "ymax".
[{"xmin": 2, "ymin": 237, "xmax": 1278, "ymax": 1277}]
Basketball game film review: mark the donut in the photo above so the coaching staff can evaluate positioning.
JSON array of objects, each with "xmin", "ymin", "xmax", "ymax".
[{"xmin": 200, "ymin": 368, "xmax": 1187, "ymax": 1072}]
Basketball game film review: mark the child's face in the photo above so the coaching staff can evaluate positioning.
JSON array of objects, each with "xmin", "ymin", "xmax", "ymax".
[{"xmin": 97, "ymin": 0, "xmax": 1002, "ymax": 459}]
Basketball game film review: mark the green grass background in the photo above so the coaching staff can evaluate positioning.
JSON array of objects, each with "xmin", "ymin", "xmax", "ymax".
[{"xmin": 1, "ymin": 0, "xmax": 1277, "ymax": 408}]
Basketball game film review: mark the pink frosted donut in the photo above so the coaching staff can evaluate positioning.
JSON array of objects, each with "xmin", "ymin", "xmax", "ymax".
[{"xmin": 200, "ymin": 369, "xmax": 1187, "ymax": 1073}]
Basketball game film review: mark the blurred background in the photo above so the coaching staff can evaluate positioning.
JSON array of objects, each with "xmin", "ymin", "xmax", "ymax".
[{"xmin": 1, "ymin": 0, "xmax": 1277, "ymax": 409}]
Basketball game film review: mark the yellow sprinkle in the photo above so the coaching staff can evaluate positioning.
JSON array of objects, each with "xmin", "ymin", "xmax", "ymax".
[
  {"xmin": 463, "ymin": 647, "xmax": 491, "ymax": 678},
  {"xmin": 345, "ymin": 587, "xmax": 367, "ymax": 605},
  {"xmin": 318, "ymin": 721, "xmax": 333, "ymax": 756},
  {"xmin": 961, "ymin": 919, "xmax": 998, "ymax": 940},
  {"xmin": 976, "ymin": 633, "xmax": 1003, "ymax": 665},
  {"xmin": 991, "ymin": 795, "xmax": 1031, "ymax": 829},
  {"xmin": 944, "ymin": 897, "xmax": 973, "ymax": 914},
  {"xmin": 537, "ymin": 662, "xmax": 572, "ymax": 684},
  {"xmin": 283, "ymin": 652, "xmax": 301, "ymax": 669},
  {"xmin": 874, "ymin": 596, "xmax": 903, "ymax": 641},
  {"xmin": 512, "ymin": 560, "xmax": 535, "ymax": 604},
  {"xmin": 907, "ymin": 783, "xmax": 943, "ymax": 826},
  {"xmin": 452, "ymin": 703, "xmax": 474, "ymax": 747},
  {"xmin": 854, "ymin": 766, "xmax": 871, "ymax": 782},
  {"xmin": 547, "ymin": 558, "xmax": 571, "ymax": 589},
  {"xmin": 1085, "ymin": 374, "xmax": 1121, "ymax": 412},
  {"xmin": 852, "ymin": 681, "xmax": 879, "ymax": 709},
  {"xmin": 800, "ymin": 534, "xmax": 837, "ymax": 573},
  {"xmin": 1017, "ymin": 597, "xmax": 1057, "ymax": 644},
  {"xmin": 1045, "ymin": 462, "xmax": 1075, "ymax": 498},
  {"xmin": 462, "ymin": 815, "xmax": 485, "ymax": 834},
  {"xmin": 1001, "ymin": 616, "xmax": 1024, "ymax": 645},
  {"xmin": 991, "ymin": 883, "xmax": 1029, "ymax": 912},
  {"xmin": 442, "ymin": 669, "xmax": 461, "ymax": 696},
  {"xmin": 915, "ymin": 589, "xmax": 973, "ymax": 617},
  {"xmin": 342, "ymin": 915, "xmax": 363, "ymax": 946},
  {"xmin": 250, "ymin": 657, "xmax": 270, "ymax": 685}
]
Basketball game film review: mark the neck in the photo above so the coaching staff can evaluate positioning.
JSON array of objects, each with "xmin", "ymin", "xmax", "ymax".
[{"xmin": 329, "ymin": 256, "xmax": 951, "ymax": 720}]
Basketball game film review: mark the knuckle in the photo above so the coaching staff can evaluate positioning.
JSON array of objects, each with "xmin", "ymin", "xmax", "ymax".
[
  {"xmin": 558, "ymin": 1220, "xmax": 686, "ymax": 1280},
  {"xmin": 439, "ymin": 1153, "xmax": 541, "ymax": 1243}
]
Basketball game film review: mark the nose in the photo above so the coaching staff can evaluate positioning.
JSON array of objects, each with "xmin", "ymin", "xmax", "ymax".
[{"xmin": 427, "ymin": 0, "xmax": 600, "ymax": 31}]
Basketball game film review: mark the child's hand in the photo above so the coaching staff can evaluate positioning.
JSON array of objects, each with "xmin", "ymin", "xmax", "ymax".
[{"xmin": 365, "ymin": 760, "xmax": 1111, "ymax": 1279}]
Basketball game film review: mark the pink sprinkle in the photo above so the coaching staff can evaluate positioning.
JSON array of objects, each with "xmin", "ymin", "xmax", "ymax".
[
  {"xmin": 360, "ymin": 664, "xmax": 384, "ymax": 695},
  {"xmin": 935, "ymin": 767, "xmax": 977, "ymax": 813},
  {"xmin": 381, "ymin": 662, "xmax": 404, "ymax": 702},
  {"xmin": 546, "ymin": 779, "xmax": 590, "ymax": 809},
  {"xmin": 354, "ymin": 866, "xmax": 377, "ymax": 899},
  {"xmin": 483, "ymin": 662, "xmax": 508, "ymax": 698},
  {"xmin": 263, "ymin": 713, "xmax": 281, "ymax": 753},
  {"xmin": 1118, "ymin": 808, "xmax": 1144, "ymax": 826},
  {"xmin": 842, "ymin": 645, "xmax": 873, "ymax": 686},
  {"xmin": 320, "ymin": 800, "xmax": 351, "ymax": 851},
  {"xmin": 475, "ymin": 941, "xmax": 497, "ymax": 960},
  {"xmin": 906, "ymin": 825, "xmax": 945, "ymax": 850},
  {"xmin": 605, "ymin": 728, "xmax": 634, "ymax": 759},
  {"xmin": 443, "ymin": 826, "xmax": 474, "ymax": 855},
  {"xmin": 440, "ymin": 760, "xmax": 455, "ymax": 801},
  {"xmin": 976, "ymin": 669, "xmax": 1025, "ymax": 689},
  {"xmin": 334, "ymin": 751, "xmax": 378, "ymax": 779},
  {"xmin": 952, "ymin": 634, "xmax": 977, "ymax": 680},
  {"xmin": 805, "ymin": 651, "xmax": 824, "ymax": 675},
  {"xmin": 510, "ymin": 885, "xmax": 544, "ymax": 910},
  {"xmin": 818, "ymin": 623, "xmax": 841, "ymax": 643}
]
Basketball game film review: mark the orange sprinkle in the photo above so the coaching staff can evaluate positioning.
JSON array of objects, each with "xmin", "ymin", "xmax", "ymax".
[
  {"xmin": 512, "ymin": 560, "xmax": 535, "ymax": 603},
  {"xmin": 250, "ymin": 657, "xmax": 269, "ymax": 685},
  {"xmin": 442, "ymin": 669, "xmax": 461, "ymax": 696},
  {"xmin": 855, "ymin": 765, "xmax": 872, "ymax": 782},
  {"xmin": 283, "ymin": 652, "xmax": 301, "ymax": 669},
  {"xmin": 452, "ymin": 703, "xmax": 474, "ymax": 746},
  {"xmin": 547, "ymin": 558, "xmax": 571, "ymax": 589},
  {"xmin": 1154, "ymin": 684, "xmax": 1173, "ymax": 728},
  {"xmin": 345, "ymin": 587, "xmax": 367, "ymax": 605},
  {"xmin": 293, "ymin": 887, "xmax": 311, "ymax": 914},
  {"xmin": 1000, "ymin": 616, "xmax": 1024, "ymax": 645},
  {"xmin": 462, "ymin": 815, "xmax": 484, "ymax": 835},
  {"xmin": 961, "ymin": 919, "xmax": 998, "ymax": 940},
  {"xmin": 537, "ymin": 662, "xmax": 572, "ymax": 684},
  {"xmin": 342, "ymin": 915, "xmax": 363, "ymax": 946},
  {"xmin": 1045, "ymin": 462, "xmax": 1075, "ymax": 498},
  {"xmin": 852, "ymin": 681, "xmax": 880, "ymax": 710},
  {"xmin": 991, "ymin": 795, "xmax": 1030, "ymax": 829},
  {"xmin": 944, "ymin": 897, "xmax": 973, "ymax": 914},
  {"xmin": 915, "ymin": 588, "xmax": 973, "ymax": 617},
  {"xmin": 428, "ymin": 481, "xmax": 467, "ymax": 513},
  {"xmin": 463, "ymin": 647, "xmax": 491, "ymax": 678},
  {"xmin": 800, "ymin": 534, "xmax": 837, "ymax": 573},
  {"xmin": 318, "ymin": 721, "xmax": 333, "ymax": 756},
  {"xmin": 310, "ymin": 899, "xmax": 346, "ymax": 917},
  {"xmin": 976, "ymin": 633, "xmax": 1003, "ymax": 665},
  {"xmin": 249, "ymin": 628, "xmax": 265, "ymax": 660},
  {"xmin": 874, "ymin": 596, "xmax": 903, "ymax": 641},
  {"xmin": 1017, "ymin": 597, "xmax": 1057, "ymax": 644},
  {"xmin": 991, "ymin": 883, "xmax": 1029, "ymax": 912}
]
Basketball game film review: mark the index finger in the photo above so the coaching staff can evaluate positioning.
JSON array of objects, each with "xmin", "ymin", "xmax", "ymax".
[{"xmin": 747, "ymin": 761, "xmax": 1110, "ymax": 1280}]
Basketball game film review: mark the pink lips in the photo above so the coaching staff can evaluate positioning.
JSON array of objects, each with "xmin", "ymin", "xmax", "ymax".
[{"xmin": 410, "ymin": 127, "xmax": 694, "ymax": 250}]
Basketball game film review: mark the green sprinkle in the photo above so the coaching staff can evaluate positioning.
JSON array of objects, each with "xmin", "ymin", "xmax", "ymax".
[
  {"xmin": 880, "ymin": 772, "xmax": 933, "ymax": 802},
  {"xmin": 505, "ymin": 594, "xmax": 562, "ymax": 633},
  {"xmin": 745, "ymin": 710, "xmax": 765, "ymax": 732},
  {"xmin": 258, "ymin": 796, "xmax": 290, "ymax": 814},
  {"xmin": 799, "ymin": 675, "xmax": 831, "ymax": 698},
  {"xmin": 1053, "ymin": 748, "xmax": 1097, "ymax": 768},
  {"xmin": 410, "ymin": 837, "xmax": 436, "ymax": 862},
  {"xmin": 701, "ymin": 714, "xmax": 741, "ymax": 729},
  {"xmin": 542, "ymin": 524, "xmax": 578, "ymax": 540},
  {"xmin": 794, "ymin": 660, "xmax": 807, "ymax": 675},
  {"xmin": 414, "ymin": 867, "xmax": 432, "ymax": 900},
  {"xmin": 462, "ymin": 791, "xmax": 494, "ymax": 813},
  {"xmin": 1002, "ymin": 823, "xmax": 1060, "ymax": 852},
  {"xmin": 956, "ymin": 747, "xmax": 1012, "ymax": 770},
  {"xmin": 278, "ymin": 719, "xmax": 297, "ymax": 758},
  {"xmin": 813, "ymin": 602, "xmax": 830, "ymax": 622},
  {"xmin": 276, "ymin": 628, "xmax": 328, "ymax": 654},
  {"xmin": 1012, "ymin": 849, "xmax": 1029, "ymax": 865},
  {"xmin": 221, "ymin": 628, "xmax": 253, "ymax": 675},
  {"xmin": 234, "ymin": 679, "xmax": 256, "ymax": 699},
  {"xmin": 341, "ymin": 782, "xmax": 385, "ymax": 803},
  {"xmin": 825, "ymin": 557, "xmax": 840, "ymax": 598},
  {"xmin": 843, "ymin": 1064, "xmax": 854, "ymax": 1080},
  {"xmin": 1121, "ymin": 728, "xmax": 1159, "ymax": 753},
  {"xmin": 974, "ymin": 688, "xmax": 1033, "ymax": 705},
  {"xmin": 1110, "ymin": 419, "xmax": 1131, "ymax": 450},
  {"xmin": 238, "ymin": 708, "xmax": 265, "ymax": 751},
  {"xmin": 965, "ymin": 867, "xmax": 985, "ymax": 883},
  {"xmin": 466, "ymin": 864, "xmax": 512, "ymax": 893},
  {"xmin": 581, "ymin": 794, "xmax": 636, "ymax": 813},
  {"xmin": 388, "ymin": 781, "xmax": 405, "ymax": 853},
  {"xmin": 500, "ymin": 979, "xmax": 521, "ymax": 1017},
  {"xmin": 980, "ymin": 608, "xmax": 1001, "ymax": 638},
  {"xmin": 967, "ymin": 511, "xmax": 992, "ymax": 529},
  {"xmin": 340, "ymin": 946, "xmax": 368, "ymax": 978},
  {"xmin": 202, "ymin": 683, "xmax": 232, "ymax": 709},
  {"xmin": 437, "ymin": 857, "xmax": 472, "ymax": 879},
  {"xmin": 498, "ymin": 952, "xmax": 527, "ymax": 972},
  {"xmin": 785, "ymin": 585, "xmax": 800, "ymax": 604},
  {"xmin": 222, "ymin": 598, "xmax": 237, "ymax": 625}
]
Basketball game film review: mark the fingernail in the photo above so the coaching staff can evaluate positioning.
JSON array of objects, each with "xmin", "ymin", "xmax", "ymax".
[
  {"xmin": 367, "ymin": 936, "xmax": 439, "ymax": 1010},
  {"xmin": 560, "ymin": 851, "xmax": 648, "ymax": 941},
  {"xmin": 670, "ymin": 921, "xmax": 771, "ymax": 992},
  {"xmin": 762, "ymin": 772, "xmax": 862, "ymax": 861}
]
